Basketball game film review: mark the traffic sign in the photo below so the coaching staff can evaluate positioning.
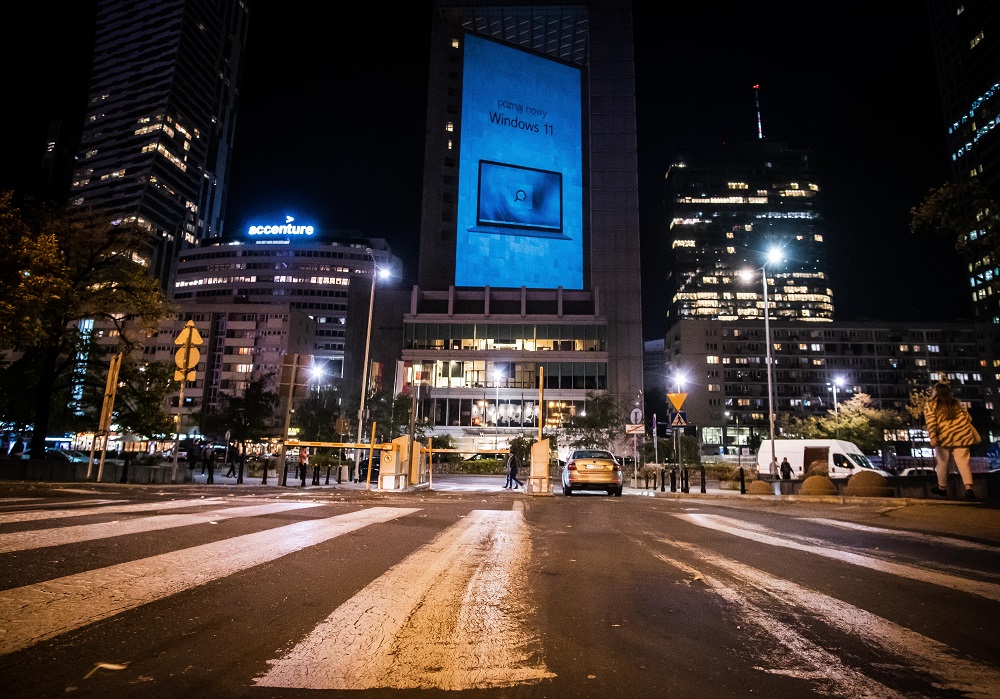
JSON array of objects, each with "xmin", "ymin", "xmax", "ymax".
[
  {"xmin": 174, "ymin": 320, "xmax": 204, "ymax": 346},
  {"xmin": 630, "ymin": 408, "xmax": 643, "ymax": 425},
  {"xmin": 625, "ymin": 424, "xmax": 644, "ymax": 435},
  {"xmin": 667, "ymin": 392, "xmax": 687, "ymax": 411},
  {"xmin": 670, "ymin": 411, "xmax": 687, "ymax": 427}
]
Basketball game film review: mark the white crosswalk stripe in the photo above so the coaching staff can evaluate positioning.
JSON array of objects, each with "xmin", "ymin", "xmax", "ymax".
[
  {"xmin": 0, "ymin": 501, "xmax": 322, "ymax": 553},
  {"xmin": 0, "ymin": 498, "xmax": 219, "ymax": 524},
  {"xmin": 651, "ymin": 539, "xmax": 1000, "ymax": 699},
  {"xmin": 0, "ymin": 506, "xmax": 418, "ymax": 655},
  {"xmin": 255, "ymin": 509, "xmax": 553, "ymax": 690}
]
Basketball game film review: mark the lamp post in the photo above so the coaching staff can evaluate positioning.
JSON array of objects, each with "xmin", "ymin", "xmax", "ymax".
[
  {"xmin": 742, "ymin": 247, "xmax": 783, "ymax": 477},
  {"xmin": 493, "ymin": 368, "xmax": 503, "ymax": 450},
  {"xmin": 829, "ymin": 375, "xmax": 844, "ymax": 437},
  {"xmin": 354, "ymin": 248, "xmax": 389, "ymax": 478}
]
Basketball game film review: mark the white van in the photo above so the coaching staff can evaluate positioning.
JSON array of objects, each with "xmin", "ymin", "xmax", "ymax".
[{"xmin": 756, "ymin": 439, "xmax": 891, "ymax": 479}]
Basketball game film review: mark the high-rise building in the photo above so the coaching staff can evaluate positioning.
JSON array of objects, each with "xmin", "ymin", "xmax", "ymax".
[
  {"xmin": 664, "ymin": 141, "xmax": 835, "ymax": 326},
  {"xmin": 926, "ymin": 0, "xmax": 1000, "ymax": 322},
  {"xmin": 66, "ymin": 0, "xmax": 249, "ymax": 290},
  {"xmin": 399, "ymin": 0, "xmax": 644, "ymax": 451}
]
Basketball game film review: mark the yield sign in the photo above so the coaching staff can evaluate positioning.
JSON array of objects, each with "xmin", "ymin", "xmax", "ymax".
[{"xmin": 667, "ymin": 392, "xmax": 687, "ymax": 411}]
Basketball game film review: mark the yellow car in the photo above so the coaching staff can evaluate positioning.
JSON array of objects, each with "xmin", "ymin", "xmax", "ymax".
[{"xmin": 562, "ymin": 449, "xmax": 623, "ymax": 497}]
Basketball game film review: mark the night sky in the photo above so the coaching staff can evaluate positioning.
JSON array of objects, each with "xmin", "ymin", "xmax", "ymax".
[{"xmin": 2, "ymin": 2, "xmax": 971, "ymax": 341}]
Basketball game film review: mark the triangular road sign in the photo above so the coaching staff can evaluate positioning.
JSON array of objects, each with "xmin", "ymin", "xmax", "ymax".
[
  {"xmin": 667, "ymin": 392, "xmax": 687, "ymax": 411},
  {"xmin": 670, "ymin": 411, "xmax": 687, "ymax": 427}
]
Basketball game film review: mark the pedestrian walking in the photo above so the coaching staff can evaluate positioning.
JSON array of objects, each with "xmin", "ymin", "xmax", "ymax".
[
  {"xmin": 203, "ymin": 443, "xmax": 216, "ymax": 482},
  {"xmin": 506, "ymin": 452, "xmax": 523, "ymax": 490},
  {"xmin": 780, "ymin": 457, "xmax": 793, "ymax": 480},
  {"xmin": 225, "ymin": 444, "xmax": 237, "ymax": 478},
  {"xmin": 9, "ymin": 437, "xmax": 24, "ymax": 460},
  {"xmin": 924, "ymin": 381, "xmax": 980, "ymax": 500}
]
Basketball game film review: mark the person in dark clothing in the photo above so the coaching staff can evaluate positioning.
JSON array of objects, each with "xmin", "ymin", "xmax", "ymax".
[
  {"xmin": 506, "ymin": 452, "xmax": 523, "ymax": 490},
  {"xmin": 9, "ymin": 437, "xmax": 25, "ymax": 460},
  {"xmin": 780, "ymin": 457, "xmax": 793, "ymax": 480}
]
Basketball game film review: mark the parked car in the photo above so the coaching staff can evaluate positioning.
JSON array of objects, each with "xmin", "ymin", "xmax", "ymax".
[
  {"xmin": 358, "ymin": 453, "xmax": 381, "ymax": 483},
  {"xmin": 562, "ymin": 449, "xmax": 623, "ymax": 497},
  {"xmin": 23, "ymin": 449, "xmax": 89, "ymax": 463},
  {"xmin": 899, "ymin": 467, "xmax": 936, "ymax": 477}
]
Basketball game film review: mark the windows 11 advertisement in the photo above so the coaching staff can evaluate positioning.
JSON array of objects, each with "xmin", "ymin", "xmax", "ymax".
[{"xmin": 455, "ymin": 34, "xmax": 583, "ymax": 290}]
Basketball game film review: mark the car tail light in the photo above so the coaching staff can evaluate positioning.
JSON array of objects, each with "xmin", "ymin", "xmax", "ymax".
[
  {"xmin": 566, "ymin": 460, "xmax": 577, "ymax": 471},
  {"xmin": 612, "ymin": 464, "xmax": 621, "ymax": 472}
]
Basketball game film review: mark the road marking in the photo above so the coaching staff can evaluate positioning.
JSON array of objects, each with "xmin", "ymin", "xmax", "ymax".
[
  {"xmin": 0, "ymin": 501, "xmax": 322, "ymax": 553},
  {"xmin": 0, "ymin": 506, "xmax": 418, "ymax": 655},
  {"xmin": 679, "ymin": 513, "xmax": 1000, "ymax": 602},
  {"xmin": 803, "ymin": 517, "xmax": 999, "ymax": 552},
  {"xmin": 653, "ymin": 540, "xmax": 1000, "ymax": 699},
  {"xmin": 0, "ymin": 499, "xmax": 124, "ymax": 511},
  {"xmin": 0, "ymin": 499, "xmax": 221, "ymax": 525},
  {"xmin": 256, "ymin": 509, "xmax": 554, "ymax": 690}
]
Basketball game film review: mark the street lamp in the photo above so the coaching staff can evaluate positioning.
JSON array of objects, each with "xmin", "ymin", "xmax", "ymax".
[
  {"xmin": 828, "ymin": 375, "xmax": 845, "ymax": 436},
  {"xmin": 726, "ymin": 410, "xmax": 741, "ymax": 470},
  {"xmin": 493, "ymin": 368, "xmax": 503, "ymax": 450},
  {"xmin": 354, "ymin": 248, "xmax": 391, "ymax": 478},
  {"xmin": 741, "ymin": 246, "xmax": 783, "ymax": 477},
  {"xmin": 310, "ymin": 362, "xmax": 326, "ymax": 396}
]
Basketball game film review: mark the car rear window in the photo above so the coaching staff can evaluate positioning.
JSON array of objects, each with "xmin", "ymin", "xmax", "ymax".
[{"xmin": 572, "ymin": 450, "xmax": 613, "ymax": 460}]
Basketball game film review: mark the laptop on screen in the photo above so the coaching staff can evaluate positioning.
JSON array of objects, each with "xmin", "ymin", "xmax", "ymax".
[{"xmin": 468, "ymin": 160, "xmax": 569, "ymax": 239}]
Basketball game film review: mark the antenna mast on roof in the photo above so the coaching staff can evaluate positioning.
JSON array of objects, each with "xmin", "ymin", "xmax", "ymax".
[{"xmin": 754, "ymin": 84, "xmax": 764, "ymax": 140}]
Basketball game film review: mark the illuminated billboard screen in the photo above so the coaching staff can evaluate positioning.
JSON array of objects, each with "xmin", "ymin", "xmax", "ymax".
[{"xmin": 456, "ymin": 34, "xmax": 583, "ymax": 289}]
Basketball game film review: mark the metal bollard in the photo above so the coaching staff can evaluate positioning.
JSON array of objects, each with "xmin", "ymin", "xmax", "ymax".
[
  {"xmin": 700, "ymin": 465, "xmax": 706, "ymax": 494},
  {"xmin": 661, "ymin": 468, "xmax": 666, "ymax": 492},
  {"xmin": 644, "ymin": 471, "xmax": 650, "ymax": 489},
  {"xmin": 670, "ymin": 467, "xmax": 677, "ymax": 492},
  {"xmin": 325, "ymin": 466, "xmax": 331, "ymax": 485},
  {"xmin": 312, "ymin": 465, "xmax": 320, "ymax": 485},
  {"xmin": 739, "ymin": 466, "xmax": 746, "ymax": 494},
  {"xmin": 681, "ymin": 467, "xmax": 689, "ymax": 493},
  {"xmin": 281, "ymin": 463, "xmax": 288, "ymax": 486}
]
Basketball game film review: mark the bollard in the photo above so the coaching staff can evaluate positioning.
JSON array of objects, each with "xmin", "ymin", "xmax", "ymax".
[
  {"xmin": 312, "ymin": 465, "xmax": 320, "ymax": 485},
  {"xmin": 681, "ymin": 467, "xmax": 689, "ymax": 493},
  {"xmin": 237, "ymin": 459, "xmax": 244, "ymax": 485},
  {"xmin": 670, "ymin": 467, "xmax": 677, "ymax": 492},
  {"xmin": 644, "ymin": 471, "xmax": 650, "ymax": 489},
  {"xmin": 661, "ymin": 468, "xmax": 666, "ymax": 492},
  {"xmin": 281, "ymin": 463, "xmax": 288, "ymax": 486},
  {"xmin": 739, "ymin": 466, "xmax": 746, "ymax": 494},
  {"xmin": 700, "ymin": 465, "xmax": 706, "ymax": 493},
  {"xmin": 262, "ymin": 458, "xmax": 269, "ymax": 486},
  {"xmin": 325, "ymin": 466, "xmax": 331, "ymax": 485}
]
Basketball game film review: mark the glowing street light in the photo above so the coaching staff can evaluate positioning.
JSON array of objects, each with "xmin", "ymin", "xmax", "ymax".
[
  {"xmin": 354, "ymin": 248, "xmax": 392, "ymax": 480},
  {"xmin": 741, "ymin": 246, "xmax": 784, "ymax": 477},
  {"xmin": 829, "ymin": 375, "xmax": 845, "ymax": 436}
]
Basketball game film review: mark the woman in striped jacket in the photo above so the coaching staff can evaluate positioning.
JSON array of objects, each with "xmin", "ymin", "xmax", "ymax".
[{"xmin": 923, "ymin": 381, "xmax": 978, "ymax": 500}]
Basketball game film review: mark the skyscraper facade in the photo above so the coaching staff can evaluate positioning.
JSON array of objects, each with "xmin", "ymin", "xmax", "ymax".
[
  {"xmin": 67, "ymin": 0, "xmax": 249, "ymax": 290},
  {"xmin": 401, "ymin": 0, "xmax": 643, "ymax": 450},
  {"xmin": 664, "ymin": 141, "xmax": 835, "ymax": 326},
  {"xmin": 926, "ymin": 0, "xmax": 1000, "ymax": 322}
]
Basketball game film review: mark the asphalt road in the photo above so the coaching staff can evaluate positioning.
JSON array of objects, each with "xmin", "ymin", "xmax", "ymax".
[{"xmin": 1, "ymin": 478, "xmax": 998, "ymax": 698}]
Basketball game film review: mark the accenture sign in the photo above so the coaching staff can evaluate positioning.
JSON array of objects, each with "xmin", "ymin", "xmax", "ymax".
[{"xmin": 247, "ymin": 216, "xmax": 314, "ymax": 237}]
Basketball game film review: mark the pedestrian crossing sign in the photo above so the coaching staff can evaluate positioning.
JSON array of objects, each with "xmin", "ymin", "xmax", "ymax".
[{"xmin": 670, "ymin": 411, "xmax": 687, "ymax": 427}]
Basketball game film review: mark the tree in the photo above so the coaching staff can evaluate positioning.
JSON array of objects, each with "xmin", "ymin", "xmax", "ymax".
[
  {"xmin": 0, "ymin": 193, "xmax": 172, "ymax": 458},
  {"xmin": 782, "ymin": 393, "xmax": 908, "ymax": 454},
  {"xmin": 113, "ymin": 358, "xmax": 175, "ymax": 439},
  {"xmin": 202, "ymin": 374, "xmax": 278, "ymax": 479},
  {"xmin": 563, "ymin": 391, "xmax": 626, "ymax": 450},
  {"xmin": 293, "ymin": 385, "xmax": 344, "ymax": 442},
  {"xmin": 911, "ymin": 180, "xmax": 1000, "ymax": 256}
]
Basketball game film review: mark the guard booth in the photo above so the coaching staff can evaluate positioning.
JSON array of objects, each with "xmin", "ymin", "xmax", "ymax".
[
  {"xmin": 381, "ymin": 436, "xmax": 428, "ymax": 490},
  {"xmin": 528, "ymin": 438, "xmax": 554, "ymax": 495}
]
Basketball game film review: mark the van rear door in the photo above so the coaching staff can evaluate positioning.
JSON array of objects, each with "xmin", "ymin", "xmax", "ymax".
[{"xmin": 803, "ymin": 446, "xmax": 830, "ymax": 475}]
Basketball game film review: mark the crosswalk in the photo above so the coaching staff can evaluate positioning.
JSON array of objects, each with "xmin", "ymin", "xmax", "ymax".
[{"xmin": 0, "ymin": 496, "xmax": 998, "ymax": 697}]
